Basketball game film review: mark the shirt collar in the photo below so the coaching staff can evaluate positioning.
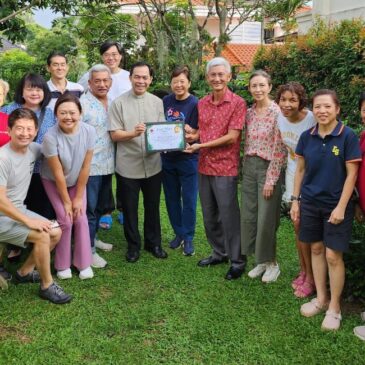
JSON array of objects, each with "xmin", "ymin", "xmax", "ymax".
[
  {"xmin": 310, "ymin": 121, "xmax": 344, "ymax": 137},
  {"xmin": 207, "ymin": 88, "xmax": 233, "ymax": 106},
  {"xmin": 48, "ymin": 79, "xmax": 70, "ymax": 91}
]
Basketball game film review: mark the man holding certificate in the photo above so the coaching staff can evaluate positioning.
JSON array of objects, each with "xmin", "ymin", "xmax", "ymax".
[
  {"xmin": 108, "ymin": 61, "xmax": 168, "ymax": 263},
  {"xmin": 185, "ymin": 57, "xmax": 247, "ymax": 280}
]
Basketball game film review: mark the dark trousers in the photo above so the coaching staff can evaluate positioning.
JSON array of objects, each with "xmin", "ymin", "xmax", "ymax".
[
  {"xmin": 162, "ymin": 156, "xmax": 198, "ymax": 241},
  {"xmin": 86, "ymin": 175, "xmax": 112, "ymax": 252},
  {"xmin": 25, "ymin": 173, "xmax": 55, "ymax": 219},
  {"xmin": 199, "ymin": 174, "xmax": 245, "ymax": 269},
  {"xmin": 116, "ymin": 172, "xmax": 162, "ymax": 253},
  {"xmin": 101, "ymin": 175, "xmax": 116, "ymax": 214}
]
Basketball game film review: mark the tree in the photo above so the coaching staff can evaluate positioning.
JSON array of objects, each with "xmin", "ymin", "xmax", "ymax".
[{"xmin": 0, "ymin": 49, "xmax": 37, "ymax": 98}]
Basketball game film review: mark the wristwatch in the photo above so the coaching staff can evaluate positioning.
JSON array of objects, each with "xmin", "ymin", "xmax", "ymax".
[{"xmin": 290, "ymin": 195, "xmax": 301, "ymax": 202}]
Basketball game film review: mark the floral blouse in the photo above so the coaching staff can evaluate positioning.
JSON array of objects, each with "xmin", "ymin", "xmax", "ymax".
[{"xmin": 244, "ymin": 101, "xmax": 287, "ymax": 185}]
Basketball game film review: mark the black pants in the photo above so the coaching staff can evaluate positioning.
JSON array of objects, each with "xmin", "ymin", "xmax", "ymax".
[
  {"xmin": 116, "ymin": 172, "xmax": 162, "ymax": 253},
  {"xmin": 25, "ymin": 173, "xmax": 55, "ymax": 220},
  {"xmin": 101, "ymin": 174, "xmax": 116, "ymax": 214}
]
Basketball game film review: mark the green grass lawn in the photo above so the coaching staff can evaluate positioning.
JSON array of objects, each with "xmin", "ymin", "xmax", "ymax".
[{"xmin": 1, "ymin": 193, "xmax": 365, "ymax": 365}]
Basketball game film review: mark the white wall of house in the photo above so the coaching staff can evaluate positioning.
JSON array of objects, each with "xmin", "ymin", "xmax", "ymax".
[
  {"xmin": 203, "ymin": 18, "xmax": 261, "ymax": 43},
  {"xmin": 297, "ymin": 0, "xmax": 365, "ymax": 34}
]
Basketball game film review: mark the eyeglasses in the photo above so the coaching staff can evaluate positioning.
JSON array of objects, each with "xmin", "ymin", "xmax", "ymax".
[{"xmin": 102, "ymin": 53, "xmax": 121, "ymax": 59}]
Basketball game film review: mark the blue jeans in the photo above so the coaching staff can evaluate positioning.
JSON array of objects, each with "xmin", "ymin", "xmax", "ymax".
[
  {"xmin": 86, "ymin": 175, "xmax": 112, "ymax": 253},
  {"xmin": 162, "ymin": 156, "xmax": 198, "ymax": 241}
]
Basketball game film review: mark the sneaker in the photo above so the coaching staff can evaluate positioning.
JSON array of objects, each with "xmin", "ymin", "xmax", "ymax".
[
  {"xmin": 79, "ymin": 266, "xmax": 94, "ymax": 280},
  {"xmin": 248, "ymin": 264, "xmax": 267, "ymax": 279},
  {"xmin": 92, "ymin": 252, "xmax": 107, "ymax": 268},
  {"xmin": 95, "ymin": 239, "xmax": 113, "ymax": 252},
  {"xmin": 169, "ymin": 236, "xmax": 183, "ymax": 249},
  {"xmin": 57, "ymin": 268, "xmax": 72, "ymax": 280},
  {"xmin": 15, "ymin": 270, "xmax": 41, "ymax": 284},
  {"xmin": 39, "ymin": 282, "xmax": 72, "ymax": 304},
  {"xmin": 262, "ymin": 263, "xmax": 280, "ymax": 283},
  {"xmin": 183, "ymin": 240, "xmax": 195, "ymax": 256},
  {"xmin": 354, "ymin": 325, "xmax": 365, "ymax": 341},
  {"xmin": 117, "ymin": 212, "xmax": 124, "ymax": 225}
]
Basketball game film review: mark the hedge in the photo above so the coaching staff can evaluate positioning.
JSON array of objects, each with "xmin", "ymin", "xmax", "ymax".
[{"xmin": 253, "ymin": 18, "xmax": 365, "ymax": 132}]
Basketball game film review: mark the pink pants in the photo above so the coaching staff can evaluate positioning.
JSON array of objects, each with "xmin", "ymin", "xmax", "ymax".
[{"xmin": 42, "ymin": 178, "xmax": 92, "ymax": 271}]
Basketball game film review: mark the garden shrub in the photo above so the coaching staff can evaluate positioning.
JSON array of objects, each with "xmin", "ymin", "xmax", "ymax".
[
  {"xmin": 344, "ymin": 222, "xmax": 365, "ymax": 302},
  {"xmin": 253, "ymin": 19, "xmax": 365, "ymax": 130}
]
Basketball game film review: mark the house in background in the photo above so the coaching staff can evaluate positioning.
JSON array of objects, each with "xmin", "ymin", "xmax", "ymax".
[
  {"xmin": 296, "ymin": 0, "xmax": 365, "ymax": 34},
  {"xmin": 120, "ymin": 0, "xmax": 263, "ymax": 70}
]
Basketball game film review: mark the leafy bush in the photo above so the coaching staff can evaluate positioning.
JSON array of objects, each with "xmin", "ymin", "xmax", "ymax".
[
  {"xmin": 0, "ymin": 49, "xmax": 40, "ymax": 100},
  {"xmin": 253, "ymin": 19, "xmax": 365, "ymax": 130},
  {"xmin": 344, "ymin": 223, "xmax": 365, "ymax": 302}
]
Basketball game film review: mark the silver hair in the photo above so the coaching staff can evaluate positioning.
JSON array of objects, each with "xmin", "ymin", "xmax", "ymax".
[
  {"xmin": 88, "ymin": 64, "xmax": 112, "ymax": 80},
  {"xmin": 206, "ymin": 57, "xmax": 231, "ymax": 74},
  {"xmin": 249, "ymin": 69, "xmax": 272, "ymax": 85}
]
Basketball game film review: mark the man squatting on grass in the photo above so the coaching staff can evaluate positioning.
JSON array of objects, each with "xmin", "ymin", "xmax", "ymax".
[{"xmin": 0, "ymin": 108, "xmax": 72, "ymax": 304}]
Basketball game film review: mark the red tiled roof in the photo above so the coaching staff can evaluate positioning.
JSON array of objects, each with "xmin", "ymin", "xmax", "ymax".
[
  {"xmin": 120, "ymin": 0, "xmax": 205, "ymax": 5},
  {"xmin": 295, "ymin": 5, "xmax": 312, "ymax": 14},
  {"xmin": 222, "ymin": 44, "xmax": 262, "ymax": 70},
  {"xmin": 205, "ymin": 44, "xmax": 268, "ymax": 71}
]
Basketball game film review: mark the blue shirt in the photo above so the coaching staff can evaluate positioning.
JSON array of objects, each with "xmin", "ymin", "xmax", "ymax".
[
  {"xmin": 80, "ymin": 92, "xmax": 114, "ymax": 176},
  {"xmin": 296, "ymin": 121, "xmax": 361, "ymax": 206},
  {"xmin": 162, "ymin": 93, "xmax": 198, "ymax": 160},
  {"xmin": 1, "ymin": 102, "xmax": 56, "ymax": 173}
]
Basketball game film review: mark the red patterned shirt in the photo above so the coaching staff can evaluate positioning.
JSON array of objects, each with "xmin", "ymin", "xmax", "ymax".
[
  {"xmin": 198, "ymin": 88, "xmax": 246, "ymax": 176},
  {"xmin": 244, "ymin": 101, "xmax": 287, "ymax": 186}
]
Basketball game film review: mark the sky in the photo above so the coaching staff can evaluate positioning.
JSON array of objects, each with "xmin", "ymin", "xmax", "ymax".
[{"xmin": 33, "ymin": 8, "xmax": 62, "ymax": 29}]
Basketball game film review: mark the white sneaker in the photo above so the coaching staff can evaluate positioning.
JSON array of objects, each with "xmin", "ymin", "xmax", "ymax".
[
  {"xmin": 262, "ymin": 263, "xmax": 280, "ymax": 283},
  {"xmin": 248, "ymin": 264, "xmax": 267, "ymax": 279},
  {"xmin": 92, "ymin": 252, "xmax": 107, "ymax": 268},
  {"xmin": 79, "ymin": 266, "xmax": 94, "ymax": 280},
  {"xmin": 57, "ymin": 268, "xmax": 72, "ymax": 280},
  {"xmin": 95, "ymin": 239, "xmax": 113, "ymax": 252}
]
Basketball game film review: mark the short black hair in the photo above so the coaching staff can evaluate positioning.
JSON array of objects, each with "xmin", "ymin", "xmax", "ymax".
[
  {"xmin": 99, "ymin": 41, "xmax": 123, "ymax": 56},
  {"xmin": 47, "ymin": 51, "xmax": 67, "ymax": 66},
  {"xmin": 359, "ymin": 92, "xmax": 365, "ymax": 111},
  {"xmin": 275, "ymin": 82, "xmax": 308, "ymax": 111},
  {"xmin": 54, "ymin": 92, "xmax": 82, "ymax": 116},
  {"xmin": 14, "ymin": 73, "xmax": 51, "ymax": 109},
  {"xmin": 130, "ymin": 61, "xmax": 154, "ymax": 78},
  {"xmin": 8, "ymin": 108, "xmax": 38, "ymax": 129}
]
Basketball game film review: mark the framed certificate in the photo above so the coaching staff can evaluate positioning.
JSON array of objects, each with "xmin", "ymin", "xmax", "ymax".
[{"xmin": 145, "ymin": 121, "xmax": 185, "ymax": 153}]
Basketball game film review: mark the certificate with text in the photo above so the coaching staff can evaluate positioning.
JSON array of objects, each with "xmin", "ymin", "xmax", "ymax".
[{"xmin": 145, "ymin": 121, "xmax": 185, "ymax": 153}]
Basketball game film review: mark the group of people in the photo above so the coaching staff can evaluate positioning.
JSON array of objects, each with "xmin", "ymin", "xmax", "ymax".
[{"xmin": 0, "ymin": 41, "xmax": 364, "ymax": 338}]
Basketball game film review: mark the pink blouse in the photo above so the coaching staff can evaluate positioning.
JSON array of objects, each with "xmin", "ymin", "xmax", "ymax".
[{"xmin": 244, "ymin": 101, "xmax": 287, "ymax": 186}]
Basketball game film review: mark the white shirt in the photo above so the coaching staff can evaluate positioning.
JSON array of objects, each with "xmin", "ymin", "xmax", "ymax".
[{"xmin": 278, "ymin": 110, "xmax": 316, "ymax": 201}]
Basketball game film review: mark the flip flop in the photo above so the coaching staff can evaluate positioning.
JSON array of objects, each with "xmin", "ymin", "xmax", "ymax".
[{"xmin": 99, "ymin": 215, "xmax": 112, "ymax": 230}]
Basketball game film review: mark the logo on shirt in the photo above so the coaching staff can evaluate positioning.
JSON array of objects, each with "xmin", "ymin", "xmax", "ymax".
[
  {"xmin": 332, "ymin": 146, "xmax": 340, "ymax": 156},
  {"xmin": 166, "ymin": 108, "xmax": 186, "ymax": 122}
]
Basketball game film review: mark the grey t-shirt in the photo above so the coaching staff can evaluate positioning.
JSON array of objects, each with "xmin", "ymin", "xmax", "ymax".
[
  {"xmin": 41, "ymin": 123, "xmax": 96, "ymax": 187},
  {"xmin": 0, "ymin": 143, "xmax": 41, "ymax": 214}
]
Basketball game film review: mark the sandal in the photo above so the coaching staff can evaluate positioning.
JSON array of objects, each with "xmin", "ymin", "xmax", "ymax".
[
  {"xmin": 294, "ymin": 280, "xmax": 315, "ymax": 298},
  {"xmin": 321, "ymin": 310, "xmax": 342, "ymax": 331},
  {"xmin": 300, "ymin": 298, "xmax": 328, "ymax": 317},
  {"xmin": 292, "ymin": 271, "xmax": 305, "ymax": 290},
  {"xmin": 98, "ymin": 215, "xmax": 112, "ymax": 230}
]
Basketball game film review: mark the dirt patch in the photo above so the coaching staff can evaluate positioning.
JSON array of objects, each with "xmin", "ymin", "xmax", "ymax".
[{"xmin": 0, "ymin": 324, "xmax": 31, "ymax": 343}]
